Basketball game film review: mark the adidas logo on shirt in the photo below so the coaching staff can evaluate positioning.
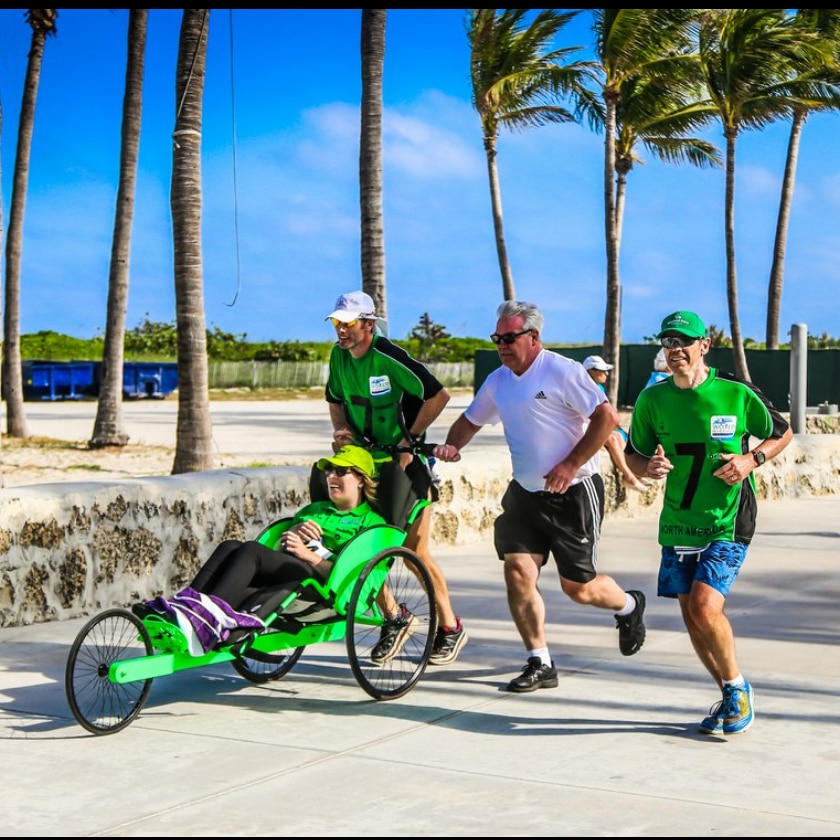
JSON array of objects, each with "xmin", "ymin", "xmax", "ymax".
[{"xmin": 534, "ymin": 390, "xmax": 547, "ymax": 400}]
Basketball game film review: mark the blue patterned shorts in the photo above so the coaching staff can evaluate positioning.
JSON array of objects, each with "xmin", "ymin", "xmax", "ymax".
[{"xmin": 658, "ymin": 541, "xmax": 748, "ymax": 598}]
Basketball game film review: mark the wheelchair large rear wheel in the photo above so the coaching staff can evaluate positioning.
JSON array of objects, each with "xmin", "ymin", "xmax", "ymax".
[
  {"xmin": 65, "ymin": 608, "xmax": 153, "ymax": 735},
  {"xmin": 231, "ymin": 644, "xmax": 305, "ymax": 683},
  {"xmin": 347, "ymin": 546, "xmax": 436, "ymax": 700}
]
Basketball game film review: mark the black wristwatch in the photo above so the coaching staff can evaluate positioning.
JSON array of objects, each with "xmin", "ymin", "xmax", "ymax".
[{"xmin": 752, "ymin": 450, "xmax": 766, "ymax": 467}]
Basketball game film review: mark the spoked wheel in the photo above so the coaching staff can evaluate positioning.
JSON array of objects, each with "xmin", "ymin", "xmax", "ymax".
[
  {"xmin": 65, "ymin": 609, "xmax": 153, "ymax": 735},
  {"xmin": 231, "ymin": 644, "xmax": 305, "ymax": 683},
  {"xmin": 347, "ymin": 546, "xmax": 436, "ymax": 700}
]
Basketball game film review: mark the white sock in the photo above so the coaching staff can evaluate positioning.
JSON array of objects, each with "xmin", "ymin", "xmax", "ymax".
[
  {"xmin": 616, "ymin": 592, "xmax": 636, "ymax": 617},
  {"xmin": 528, "ymin": 647, "xmax": 551, "ymax": 666},
  {"xmin": 723, "ymin": 674, "xmax": 745, "ymax": 688}
]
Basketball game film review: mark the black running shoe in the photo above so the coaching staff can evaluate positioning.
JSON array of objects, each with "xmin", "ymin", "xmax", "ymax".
[
  {"xmin": 615, "ymin": 590, "xmax": 646, "ymax": 656},
  {"xmin": 371, "ymin": 605, "xmax": 418, "ymax": 665},
  {"xmin": 506, "ymin": 656, "xmax": 558, "ymax": 693},
  {"xmin": 428, "ymin": 622, "xmax": 468, "ymax": 665}
]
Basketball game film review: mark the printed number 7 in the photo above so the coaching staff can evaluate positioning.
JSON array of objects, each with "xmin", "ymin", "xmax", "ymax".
[{"xmin": 674, "ymin": 442, "xmax": 706, "ymax": 509}]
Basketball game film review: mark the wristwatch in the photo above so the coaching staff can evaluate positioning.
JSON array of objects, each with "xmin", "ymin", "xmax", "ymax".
[{"xmin": 752, "ymin": 450, "xmax": 766, "ymax": 467}]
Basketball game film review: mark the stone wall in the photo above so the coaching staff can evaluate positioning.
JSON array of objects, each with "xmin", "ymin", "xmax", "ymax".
[{"xmin": 0, "ymin": 436, "xmax": 838, "ymax": 628}]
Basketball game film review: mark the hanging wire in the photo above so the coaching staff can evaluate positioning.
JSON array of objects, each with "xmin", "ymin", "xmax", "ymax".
[{"xmin": 223, "ymin": 8, "xmax": 242, "ymax": 307}]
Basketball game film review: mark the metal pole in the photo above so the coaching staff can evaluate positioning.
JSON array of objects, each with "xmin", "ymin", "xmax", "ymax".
[{"xmin": 789, "ymin": 323, "xmax": 807, "ymax": 434}]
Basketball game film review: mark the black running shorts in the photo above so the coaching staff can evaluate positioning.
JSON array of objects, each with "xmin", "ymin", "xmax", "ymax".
[{"xmin": 493, "ymin": 475, "xmax": 605, "ymax": 583}]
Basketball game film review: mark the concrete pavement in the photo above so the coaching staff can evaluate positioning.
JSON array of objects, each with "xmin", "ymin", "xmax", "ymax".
[{"xmin": 2, "ymin": 496, "xmax": 838, "ymax": 836}]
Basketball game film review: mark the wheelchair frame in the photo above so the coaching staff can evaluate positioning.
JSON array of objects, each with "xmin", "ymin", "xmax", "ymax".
[{"xmin": 65, "ymin": 519, "xmax": 437, "ymax": 735}]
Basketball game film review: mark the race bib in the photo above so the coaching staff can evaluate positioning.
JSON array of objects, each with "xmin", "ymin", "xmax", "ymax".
[
  {"xmin": 710, "ymin": 415, "xmax": 737, "ymax": 440},
  {"xmin": 369, "ymin": 375, "xmax": 391, "ymax": 397}
]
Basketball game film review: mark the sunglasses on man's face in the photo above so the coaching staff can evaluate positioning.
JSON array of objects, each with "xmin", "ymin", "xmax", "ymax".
[
  {"xmin": 490, "ymin": 329, "xmax": 532, "ymax": 346},
  {"xmin": 324, "ymin": 465, "xmax": 357, "ymax": 477},
  {"xmin": 660, "ymin": 335, "xmax": 700, "ymax": 350},
  {"xmin": 330, "ymin": 317, "xmax": 359, "ymax": 329}
]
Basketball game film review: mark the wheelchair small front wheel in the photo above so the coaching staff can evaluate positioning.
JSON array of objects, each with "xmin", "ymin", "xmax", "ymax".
[
  {"xmin": 65, "ymin": 608, "xmax": 153, "ymax": 735},
  {"xmin": 231, "ymin": 644, "xmax": 305, "ymax": 683},
  {"xmin": 346, "ymin": 546, "xmax": 436, "ymax": 700}
]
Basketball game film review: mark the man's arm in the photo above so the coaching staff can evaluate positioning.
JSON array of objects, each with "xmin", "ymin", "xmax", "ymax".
[
  {"xmin": 434, "ymin": 412, "xmax": 481, "ymax": 462},
  {"xmin": 329, "ymin": 402, "xmax": 355, "ymax": 451},
  {"xmin": 399, "ymin": 388, "xmax": 450, "ymax": 444},
  {"xmin": 552, "ymin": 400, "xmax": 619, "ymax": 476}
]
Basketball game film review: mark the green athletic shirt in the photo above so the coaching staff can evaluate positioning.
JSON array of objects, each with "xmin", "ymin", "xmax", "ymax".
[
  {"xmin": 325, "ymin": 334, "xmax": 445, "ymax": 459},
  {"xmin": 626, "ymin": 368, "xmax": 790, "ymax": 547},
  {"xmin": 292, "ymin": 500, "xmax": 385, "ymax": 553}
]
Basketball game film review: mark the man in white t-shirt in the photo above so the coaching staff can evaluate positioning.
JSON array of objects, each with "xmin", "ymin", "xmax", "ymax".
[{"xmin": 434, "ymin": 301, "xmax": 647, "ymax": 692}]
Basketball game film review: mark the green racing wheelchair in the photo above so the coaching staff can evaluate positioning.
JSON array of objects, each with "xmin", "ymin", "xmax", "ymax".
[{"xmin": 64, "ymin": 516, "xmax": 437, "ymax": 736}]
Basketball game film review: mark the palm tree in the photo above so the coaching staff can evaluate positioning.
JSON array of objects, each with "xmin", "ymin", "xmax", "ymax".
[
  {"xmin": 171, "ymin": 9, "xmax": 213, "ymax": 474},
  {"xmin": 359, "ymin": 9, "xmax": 388, "ymax": 329},
  {"xmin": 0, "ymin": 93, "xmax": 4, "ymax": 487},
  {"xmin": 467, "ymin": 8, "xmax": 595, "ymax": 301},
  {"xmin": 589, "ymin": 9, "xmax": 702, "ymax": 404},
  {"xmin": 611, "ymin": 73, "xmax": 721, "ymax": 260},
  {"xmin": 90, "ymin": 9, "xmax": 148, "ymax": 448},
  {"xmin": 765, "ymin": 9, "xmax": 840, "ymax": 349},
  {"xmin": 698, "ymin": 8, "xmax": 834, "ymax": 380},
  {"xmin": 3, "ymin": 9, "xmax": 58, "ymax": 439}
]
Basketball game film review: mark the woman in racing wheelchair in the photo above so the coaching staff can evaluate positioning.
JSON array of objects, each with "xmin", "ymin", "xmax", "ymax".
[{"xmin": 132, "ymin": 445, "xmax": 387, "ymax": 654}]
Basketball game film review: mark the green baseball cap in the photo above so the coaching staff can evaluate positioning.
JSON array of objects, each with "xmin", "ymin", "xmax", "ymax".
[
  {"xmin": 656, "ymin": 311, "xmax": 706, "ymax": 339},
  {"xmin": 316, "ymin": 445, "xmax": 375, "ymax": 477}
]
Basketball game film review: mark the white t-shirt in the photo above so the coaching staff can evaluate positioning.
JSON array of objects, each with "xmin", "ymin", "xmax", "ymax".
[{"xmin": 465, "ymin": 349, "xmax": 606, "ymax": 492}]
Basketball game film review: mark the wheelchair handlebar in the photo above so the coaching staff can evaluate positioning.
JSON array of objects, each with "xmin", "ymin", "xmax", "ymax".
[{"xmin": 383, "ymin": 441, "xmax": 439, "ymax": 458}]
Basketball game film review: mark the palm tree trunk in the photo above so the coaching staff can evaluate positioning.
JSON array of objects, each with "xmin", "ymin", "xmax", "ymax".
[
  {"xmin": 0, "ymin": 95, "xmax": 4, "ymax": 485},
  {"xmin": 2, "ymin": 14, "xmax": 57, "ymax": 438},
  {"xmin": 91, "ymin": 9, "xmax": 148, "ymax": 448},
  {"xmin": 359, "ymin": 9, "xmax": 387, "ymax": 329},
  {"xmin": 766, "ymin": 109, "xmax": 804, "ymax": 350},
  {"xmin": 602, "ymin": 93, "xmax": 621, "ymax": 406},
  {"xmin": 484, "ymin": 136, "xmax": 515, "ymax": 301},
  {"xmin": 724, "ymin": 131, "xmax": 750, "ymax": 381},
  {"xmin": 171, "ymin": 9, "xmax": 213, "ymax": 474}
]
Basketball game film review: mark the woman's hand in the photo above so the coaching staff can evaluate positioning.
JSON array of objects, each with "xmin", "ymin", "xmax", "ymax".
[
  {"xmin": 280, "ymin": 529, "xmax": 324, "ymax": 566},
  {"xmin": 289, "ymin": 519, "xmax": 322, "ymax": 544}
]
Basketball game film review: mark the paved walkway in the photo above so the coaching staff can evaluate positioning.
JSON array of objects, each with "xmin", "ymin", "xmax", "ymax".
[{"xmin": 2, "ymin": 496, "xmax": 838, "ymax": 836}]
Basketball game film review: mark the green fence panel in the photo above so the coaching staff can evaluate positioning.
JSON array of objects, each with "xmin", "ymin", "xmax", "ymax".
[{"xmin": 475, "ymin": 347, "xmax": 840, "ymax": 410}]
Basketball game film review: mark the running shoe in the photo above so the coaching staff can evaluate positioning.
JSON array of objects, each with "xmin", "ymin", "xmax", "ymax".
[
  {"xmin": 699, "ymin": 698, "xmax": 724, "ymax": 735},
  {"xmin": 615, "ymin": 590, "xmax": 646, "ymax": 656},
  {"xmin": 371, "ymin": 604, "xmax": 418, "ymax": 665},
  {"xmin": 723, "ymin": 681, "xmax": 754, "ymax": 734},
  {"xmin": 428, "ymin": 622, "xmax": 468, "ymax": 665},
  {"xmin": 506, "ymin": 656, "xmax": 558, "ymax": 693}
]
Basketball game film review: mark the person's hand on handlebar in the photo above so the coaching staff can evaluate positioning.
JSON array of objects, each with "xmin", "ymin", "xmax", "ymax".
[{"xmin": 433, "ymin": 443, "xmax": 461, "ymax": 462}]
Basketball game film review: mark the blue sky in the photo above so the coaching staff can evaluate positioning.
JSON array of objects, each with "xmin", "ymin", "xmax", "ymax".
[{"xmin": 0, "ymin": 8, "xmax": 837, "ymax": 346}]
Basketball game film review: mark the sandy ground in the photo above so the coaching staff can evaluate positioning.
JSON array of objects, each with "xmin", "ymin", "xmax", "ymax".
[{"xmin": 0, "ymin": 436, "xmax": 206, "ymax": 488}]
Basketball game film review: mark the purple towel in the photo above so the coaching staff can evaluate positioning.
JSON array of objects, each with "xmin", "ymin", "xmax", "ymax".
[{"xmin": 146, "ymin": 586, "xmax": 265, "ymax": 655}]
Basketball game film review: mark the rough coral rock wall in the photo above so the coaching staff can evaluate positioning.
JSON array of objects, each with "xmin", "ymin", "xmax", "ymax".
[
  {"xmin": 0, "ymin": 438, "xmax": 838, "ymax": 628},
  {"xmin": 0, "ymin": 468, "xmax": 312, "ymax": 628}
]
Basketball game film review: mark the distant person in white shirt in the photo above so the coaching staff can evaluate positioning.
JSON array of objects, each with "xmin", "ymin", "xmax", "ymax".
[{"xmin": 582, "ymin": 354, "xmax": 650, "ymax": 494}]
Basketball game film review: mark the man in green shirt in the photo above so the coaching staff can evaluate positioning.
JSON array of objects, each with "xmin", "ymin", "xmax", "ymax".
[
  {"xmin": 324, "ymin": 291, "xmax": 467, "ymax": 666},
  {"xmin": 626, "ymin": 310, "xmax": 792, "ymax": 736}
]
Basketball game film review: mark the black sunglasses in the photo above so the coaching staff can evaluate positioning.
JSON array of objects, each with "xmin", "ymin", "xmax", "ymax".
[
  {"xmin": 490, "ymin": 329, "xmax": 532, "ymax": 346},
  {"xmin": 660, "ymin": 335, "xmax": 700, "ymax": 349},
  {"xmin": 324, "ymin": 465, "xmax": 357, "ymax": 477}
]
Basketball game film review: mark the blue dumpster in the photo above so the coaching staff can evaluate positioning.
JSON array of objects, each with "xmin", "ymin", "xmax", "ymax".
[
  {"xmin": 22, "ymin": 361, "xmax": 96, "ymax": 401},
  {"xmin": 122, "ymin": 363, "xmax": 178, "ymax": 399}
]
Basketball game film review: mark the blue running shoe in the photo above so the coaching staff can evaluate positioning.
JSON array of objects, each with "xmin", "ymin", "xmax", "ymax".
[
  {"xmin": 723, "ymin": 681, "xmax": 754, "ymax": 734},
  {"xmin": 698, "ymin": 698, "xmax": 724, "ymax": 735}
]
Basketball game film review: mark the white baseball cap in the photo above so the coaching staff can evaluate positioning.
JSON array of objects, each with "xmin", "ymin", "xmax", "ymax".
[
  {"xmin": 325, "ymin": 291, "xmax": 379, "ymax": 323},
  {"xmin": 582, "ymin": 354, "xmax": 613, "ymax": 371}
]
